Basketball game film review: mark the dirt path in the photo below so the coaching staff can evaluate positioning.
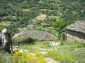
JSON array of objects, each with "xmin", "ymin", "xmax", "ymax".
[{"xmin": 46, "ymin": 57, "xmax": 59, "ymax": 63}]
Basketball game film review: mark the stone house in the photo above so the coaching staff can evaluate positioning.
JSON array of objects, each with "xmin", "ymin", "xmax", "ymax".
[{"xmin": 66, "ymin": 21, "xmax": 85, "ymax": 42}]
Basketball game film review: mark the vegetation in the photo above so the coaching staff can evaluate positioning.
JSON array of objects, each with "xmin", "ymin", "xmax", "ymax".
[
  {"xmin": 0, "ymin": 50, "xmax": 46, "ymax": 63},
  {"xmin": 1, "ymin": 40, "xmax": 85, "ymax": 63},
  {"xmin": 19, "ymin": 40, "xmax": 85, "ymax": 63},
  {"xmin": 13, "ymin": 50, "xmax": 46, "ymax": 63},
  {"xmin": 47, "ymin": 50, "xmax": 75, "ymax": 63},
  {"xmin": 0, "ymin": 0, "xmax": 84, "ymax": 36},
  {"xmin": 0, "ymin": 0, "xmax": 85, "ymax": 63},
  {"xmin": 14, "ymin": 36, "xmax": 35, "ymax": 45},
  {"xmin": 53, "ymin": 20, "xmax": 69, "ymax": 40}
]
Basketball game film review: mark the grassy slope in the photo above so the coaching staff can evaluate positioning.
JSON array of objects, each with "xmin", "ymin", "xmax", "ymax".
[
  {"xmin": 0, "ymin": 40, "xmax": 85, "ymax": 63},
  {"xmin": 19, "ymin": 40, "xmax": 85, "ymax": 63}
]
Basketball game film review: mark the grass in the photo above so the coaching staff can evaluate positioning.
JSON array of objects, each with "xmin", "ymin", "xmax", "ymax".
[
  {"xmin": 19, "ymin": 41, "xmax": 52, "ymax": 52},
  {"xmin": 71, "ymin": 48, "xmax": 85, "ymax": 63},
  {"xmin": 22, "ymin": 8, "xmax": 30, "ymax": 12},
  {"xmin": 34, "ymin": 26, "xmax": 56, "ymax": 34},
  {"xmin": 54, "ymin": 41, "xmax": 85, "ymax": 63},
  {"xmin": 0, "ymin": 49, "xmax": 47, "ymax": 63},
  {"xmin": 19, "ymin": 40, "xmax": 85, "ymax": 63},
  {"xmin": 0, "ymin": 40, "xmax": 85, "ymax": 63},
  {"xmin": 0, "ymin": 51, "xmax": 14, "ymax": 63}
]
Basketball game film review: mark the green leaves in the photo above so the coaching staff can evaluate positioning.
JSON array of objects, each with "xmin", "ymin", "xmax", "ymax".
[
  {"xmin": 53, "ymin": 20, "xmax": 68, "ymax": 33},
  {"xmin": 53, "ymin": 20, "xmax": 69, "ymax": 40}
]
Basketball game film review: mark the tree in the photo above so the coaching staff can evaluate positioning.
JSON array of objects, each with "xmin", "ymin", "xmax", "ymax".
[{"xmin": 53, "ymin": 20, "xmax": 69, "ymax": 40}]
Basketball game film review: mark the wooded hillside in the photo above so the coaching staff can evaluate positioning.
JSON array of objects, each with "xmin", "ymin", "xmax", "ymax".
[{"xmin": 0, "ymin": 0, "xmax": 85, "ymax": 36}]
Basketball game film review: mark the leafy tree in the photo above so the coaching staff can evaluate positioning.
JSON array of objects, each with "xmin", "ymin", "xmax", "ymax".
[{"xmin": 53, "ymin": 20, "xmax": 69, "ymax": 40}]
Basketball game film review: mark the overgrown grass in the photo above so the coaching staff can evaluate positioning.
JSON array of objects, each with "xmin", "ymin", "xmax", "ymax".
[
  {"xmin": 47, "ymin": 50, "xmax": 75, "ymax": 63},
  {"xmin": 19, "ymin": 41, "xmax": 52, "ymax": 52},
  {"xmin": 0, "ymin": 50, "xmax": 47, "ymax": 63},
  {"xmin": 55, "ymin": 40, "xmax": 85, "ymax": 63},
  {"xmin": 19, "ymin": 40, "xmax": 85, "ymax": 63},
  {"xmin": 13, "ymin": 50, "xmax": 46, "ymax": 63},
  {"xmin": 35, "ymin": 26, "xmax": 56, "ymax": 34},
  {"xmin": 0, "ymin": 40, "xmax": 85, "ymax": 63},
  {"xmin": 0, "ymin": 51, "xmax": 14, "ymax": 63}
]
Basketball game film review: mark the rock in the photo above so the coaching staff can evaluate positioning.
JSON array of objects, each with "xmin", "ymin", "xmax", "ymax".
[
  {"xmin": 12, "ymin": 45, "xmax": 18, "ymax": 51},
  {"xmin": 13, "ymin": 33, "xmax": 22, "ymax": 39},
  {"xmin": 20, "ymin": 49, "xmax": 23, "ymax": 52},
  {"xmin": 50, "ymin": 42, "xmax": 60, "ymax": 46},
  {"xmin": 40, "ymin": 52, "xmax": 46, "ymax": 54}
]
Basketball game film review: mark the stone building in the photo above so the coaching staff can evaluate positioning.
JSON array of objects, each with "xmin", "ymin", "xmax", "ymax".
[{"xmin": 66, "ymin": 21, "xmax": 85, "ymax": 42}]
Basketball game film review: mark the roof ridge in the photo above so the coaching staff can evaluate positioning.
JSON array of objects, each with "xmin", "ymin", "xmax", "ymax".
[{"xmin": 66, "ymin": 21, "xmax": 85, "ymax": 33}]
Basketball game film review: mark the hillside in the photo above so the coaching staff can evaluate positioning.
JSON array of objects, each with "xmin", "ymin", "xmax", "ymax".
[
  {"xmin": 0, "ymin": 0, "xmax": 85, "ymax": 63},
  {"xmin": 0, "ymin": 0, "xmax": 85, "ymax": 36}
]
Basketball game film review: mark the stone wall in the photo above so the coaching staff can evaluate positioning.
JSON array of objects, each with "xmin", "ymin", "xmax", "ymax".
[{"xmin": 67, "ymin": 30, "xmax": 85, "ymax": 42}]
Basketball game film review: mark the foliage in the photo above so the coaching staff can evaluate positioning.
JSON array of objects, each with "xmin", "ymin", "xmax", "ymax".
[
  {"xmin": 0, "ymin": 40, "xmax": 85, "ymax": 63},
  {"xmin": 0, "ymin": 0, "xmax": 85, "ymax": 36},
  {"xmin": 35, "ymin": 26, "xmax": 56, "ymax": 34},
  {"xmin": 0, "ymin": 50, "xmax": 46, "ymax": 63},
  {"xmin": 19, "ymin": 40, "xmax": 85, "ymax": 63},
  {"xmin": 13, "ymin": 50, "xmax": 46, "ymax": 63},
  {"xmin": 0, "ymin": 25, "xmax": 4, "ymax": 32},
  {"xmin": 53, "ymin": 19, "xmax": 69, "ymax": 40},
  {"xmin": 14, "ymin": 36, "xmax": 35, "ymax": 45},
  {"xmin": 53, "ymin": 20, "xmax": 68, "ymax": 33},
  {"xmin": 0, "ymin": 0, "xmax": 85, "ymax": 63}
]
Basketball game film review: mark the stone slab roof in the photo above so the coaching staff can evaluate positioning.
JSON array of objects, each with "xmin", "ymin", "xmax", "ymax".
[
  {"xmin": 13, "ymin": 31, "xmax": 55, "ymax": 40},
  {"xmin": 66, "ymin": 21, "xmax": 85, "ymax": 33}
]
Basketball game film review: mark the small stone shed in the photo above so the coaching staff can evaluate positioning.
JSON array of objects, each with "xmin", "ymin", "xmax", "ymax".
[{"xmin": 66, "ymin": 21, "xmax": 85, "ymax": 42}]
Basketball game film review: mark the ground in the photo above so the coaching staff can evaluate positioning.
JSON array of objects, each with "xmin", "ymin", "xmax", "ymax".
[
  {"xmin": 19, "ymin": 40, "xmax": 85, "ymax": 63},
  {"xmin": 0, "ymin": 40, "xmax": 85, "ymax": 63}
]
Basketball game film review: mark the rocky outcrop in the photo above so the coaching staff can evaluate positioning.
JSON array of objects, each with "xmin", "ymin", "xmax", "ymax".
[{"xmin": 13, "ymin": 31, "xmax": 55, "ymax": 41}]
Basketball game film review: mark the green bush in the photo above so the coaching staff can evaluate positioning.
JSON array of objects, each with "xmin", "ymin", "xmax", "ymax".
[
  {"xmin": 13, "ymin": 50, "xmax": 47, "ymax": 63},
  {"xmin": 14, "ymin": 36, "xmax": 36, "ymax": 45}
]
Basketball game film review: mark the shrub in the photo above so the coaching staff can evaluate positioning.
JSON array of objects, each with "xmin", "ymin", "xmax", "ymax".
[
  {"xmin": 14, "ymin": 36, "xmax": 36, "ymax": 45},
  {"xmin": 13, "ymin": 50, "xmax": 47, "ymax": 63},
  {"xmin": 53, "ymin": 20, "xmax": 69, "ymax": 40},
  {"xmin": 0, "ymin": 50, "xmax": 47, "ymax": 63}
]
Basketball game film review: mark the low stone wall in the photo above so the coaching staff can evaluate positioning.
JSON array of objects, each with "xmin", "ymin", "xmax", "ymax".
[{"xmin": 67, "ymin": 34, "xmax": 85, "ymax": 42}]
